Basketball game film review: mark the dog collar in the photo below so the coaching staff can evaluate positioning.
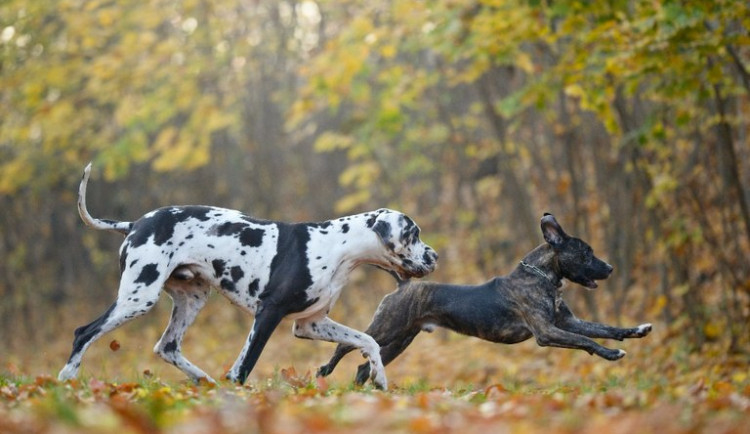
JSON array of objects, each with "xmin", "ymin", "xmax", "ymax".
[{"xmin": 520, "ymin": 261, "xmax": 561, "ymax": 287}]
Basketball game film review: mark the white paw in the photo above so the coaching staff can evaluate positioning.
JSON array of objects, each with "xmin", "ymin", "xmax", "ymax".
[
  {"xmin": 371, "ymin": 368, "xmax": 388, "ymax": 390},
  {"xmin": 616, "ymin": 349, "xmax": 627, "ymax": 358},
  {"xmin": 58, "ymin": 365, "xmax": 78, "ymax": 381},
  {"xmin": 195, "ymin": 375, "xmax": 217, "ymax": 385},
  {"xmin": 225, "ymin": 369, "xmax": 240, "ymax": 383},
  {"xmin": 636, "ymin": 323, "xmax": 652, "ymax": 336}
]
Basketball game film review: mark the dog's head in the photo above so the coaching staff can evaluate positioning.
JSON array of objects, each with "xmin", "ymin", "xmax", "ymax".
[
  {"xmin": 541, "ymin": 213, "xmax": 612, "ymax": 289},
  {"xmin": 367, "ymin": 209, "xmax": 438, "ymax": 279}
]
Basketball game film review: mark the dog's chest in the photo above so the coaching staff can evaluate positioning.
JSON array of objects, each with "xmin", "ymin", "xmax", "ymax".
[{"xmin": 554, "ymin": 288, "xmax": 564, "ymax": 313}]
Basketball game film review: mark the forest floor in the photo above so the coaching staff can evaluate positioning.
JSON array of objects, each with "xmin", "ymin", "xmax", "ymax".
[{"xmin": 2, "ymin": 295, "xmax": 748, "ymax": 433}]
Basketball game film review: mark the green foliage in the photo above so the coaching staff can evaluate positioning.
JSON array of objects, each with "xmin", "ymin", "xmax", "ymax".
[{"xmin": 0, "ymin": 0, "xmax": 243, "ymax": 192}]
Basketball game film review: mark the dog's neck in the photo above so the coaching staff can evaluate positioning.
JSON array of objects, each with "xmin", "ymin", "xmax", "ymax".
[{"xmin": 518, "ymin": 244, "xmax": 562, "ymax": 288}]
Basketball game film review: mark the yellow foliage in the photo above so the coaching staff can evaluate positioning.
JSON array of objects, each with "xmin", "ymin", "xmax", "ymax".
[
  {"xmin": 380, "ymin": 44, "xmax": 397, "ymax": 59},
  {"xmin": 0, "ymin": 158, "xmax": 33, "ymax": 194},
  {"xmin": 314, "ymin": 131, "xmax": 354, "ymax": 152},
  {"xmin": 335, "ymin": 189, "xmax": 371, "ymax": 214}
]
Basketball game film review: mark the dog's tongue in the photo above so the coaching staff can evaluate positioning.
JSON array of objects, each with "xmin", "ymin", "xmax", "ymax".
[{"xmin": 585, "ymin": 280, "xmax": 598, "ymax": 289}]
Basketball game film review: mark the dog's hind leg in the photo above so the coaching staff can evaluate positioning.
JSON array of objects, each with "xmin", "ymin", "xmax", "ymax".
[
  {"xmin": 294, "ymin": 316, "xmax": 388, "ymax": 389},
  {"xmin": 528, "ymin": 319, "xmax": 627, "ymax": 361},
  {"xmin": 317, "ymin": 343, "xmax": 357, "ymax": 378},
  {"xmin": 58, "ymin": 283, "xmax": 162, "ymax": 381},
  {"xmin": 354, "ymin": 328, "xmax": 420, "ymax": 385},
  {"xmin": 153, "ymin": 283, "xmax": 213, "ymax": 383}
]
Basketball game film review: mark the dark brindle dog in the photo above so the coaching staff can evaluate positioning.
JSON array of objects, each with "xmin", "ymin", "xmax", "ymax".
[{"xmin": 318, "ymin": 213, "xmax": 652, "ymax": 385}]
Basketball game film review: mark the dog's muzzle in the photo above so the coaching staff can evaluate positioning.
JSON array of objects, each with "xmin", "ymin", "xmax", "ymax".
[{"xmin": 398, "ymin": 247, "xmax": 438, "ymax": 279}]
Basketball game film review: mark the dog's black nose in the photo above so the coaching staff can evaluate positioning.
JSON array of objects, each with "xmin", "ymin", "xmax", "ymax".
[
  {"xmin": 606, "ymin": 263, "xmax": 614, "ymax": 274},
  {"xmin": 423, "ymin": 249, "xmax": 438, "ymax": 265}
]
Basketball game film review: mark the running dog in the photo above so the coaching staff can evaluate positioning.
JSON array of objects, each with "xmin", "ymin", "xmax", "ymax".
[
  {"xmin": 318, "ymin": 213, "xmax": 651, "ymax": 385},
  {"xmin": 58, "ymin": 163, "xmax": 438, "ymax": 389}
]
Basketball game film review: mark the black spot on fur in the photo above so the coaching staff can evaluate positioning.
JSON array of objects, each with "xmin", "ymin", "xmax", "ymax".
[
  {"xmin": 248, "ymin": 278, "xmax": 260, "ymax": 297},
  {"xmin": 127, "ymin": 206, "xmax": 213, "ymax": 248},
  {"xmin": 164, "ymin": 340, "xmax": 178, "ymax": 353},
  {"xmin": 135, "ymin": 263, "xmax": 160, "ymax": 286},
  {"xmin": 231, "ymin": 266, "xmax": 244, "ymax": 282},
  {"xmin": 212, "ymin": 259, "xmax": 226, "ymax": 278},
  {"xmin": 212, "ymin": 222, "xmax": 265, "ymax": 247},
  {"xmin": 342, "ymin": 224, "xmax": 350, "ymax": 233},
  {"xmin": 221, "ymin": 278, "xmax": 236, "ymax": 292},
  {"xmin": 239, "ymin": 228, "xmax": 264, "ymax": 247},
  {"xmin": 261, "ymin": 223, "xmax": 316, "ymax": 313},
  {"xmin": 119, "ymin": 245, "xmax": 129, "ymax": 274}
]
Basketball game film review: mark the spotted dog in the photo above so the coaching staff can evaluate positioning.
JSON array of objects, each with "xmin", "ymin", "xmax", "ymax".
[
  {"xmin": 58, "ymin": 163, "xmax": 438, "ymax": 389},
  {"xmin": 318, "ymin": 213, "xmax": 652, "ymax": 385}
]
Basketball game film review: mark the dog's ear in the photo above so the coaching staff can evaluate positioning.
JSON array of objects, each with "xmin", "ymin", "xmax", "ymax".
[
  {"xmin": 372, "ymin": 220, "xmax": 396, "ymax": 250},
  {"xmin": 541, "ymin": 213, "xmax": 567, "ymax": 248}
]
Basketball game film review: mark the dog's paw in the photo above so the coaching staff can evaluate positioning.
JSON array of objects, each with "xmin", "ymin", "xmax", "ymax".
[
  {"xmin": 224, "ymin": 371, "xmax": 243, "ymax": 384},
  {"xmin": 317, "ymin": 364, "xmax": 333, "ymax": 378},
  {"xmin": 370, "ymin": 369, "xmax": 388, "ymax": 390},
  {"xmin": 58, "ymin": 365, "xmax": 78, "ymax": 381},
  {"xmin": 603, "ymin": 349, "xmax": 626, "ymax": 361},
  {"xmin": 354, "ymin": 363, "xmax": 370, "ymax": 386},
  {"xmin": 634, "ymin": 323, "xmax": 652, "ymax": 338},
  {"xmin": 195, "ymin": 376, "xmax": 217, "ymax": 386}
]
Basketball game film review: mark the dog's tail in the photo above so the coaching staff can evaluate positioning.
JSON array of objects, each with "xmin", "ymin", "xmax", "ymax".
[{"xmin": 78, "ymin": 163, "xmax": 133, "ymax": 235}]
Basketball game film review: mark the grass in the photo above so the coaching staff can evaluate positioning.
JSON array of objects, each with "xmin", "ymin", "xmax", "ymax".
[{"xmin": 2, "ymin": 303, "xmax": 748, "ymax": 433}]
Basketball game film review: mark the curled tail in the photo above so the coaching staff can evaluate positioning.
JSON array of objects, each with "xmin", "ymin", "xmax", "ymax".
[{"xmin": 78, "ymin": 163, "xmax": 132, "ymax": 235}]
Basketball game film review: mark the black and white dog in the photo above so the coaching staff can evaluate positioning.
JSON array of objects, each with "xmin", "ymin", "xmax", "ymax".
[
  {"xmin": 58, "ymin": 163, "xmax": 438, "ymax": 389},
  {"xmin": 318, "ymin": 213, "xmax": 651, "ymax": 385}
]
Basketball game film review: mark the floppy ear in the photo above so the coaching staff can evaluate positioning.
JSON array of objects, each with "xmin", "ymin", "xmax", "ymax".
[
  {"xmin": 372, "ymin": 220, "xmax": 395, "ymax": 250},
  {"xmin": 541, "ymin": 213, "xmax": 567, "ymax": 248}
]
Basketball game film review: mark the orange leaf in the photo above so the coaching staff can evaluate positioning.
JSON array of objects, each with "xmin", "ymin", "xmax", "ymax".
[
  {"xmin": 110, "ymin": 340, "xmax": 121, "ymax": 351},
  {"xmin": 315, "ymin": 375, "xmax": 329, "ymax": 393}
]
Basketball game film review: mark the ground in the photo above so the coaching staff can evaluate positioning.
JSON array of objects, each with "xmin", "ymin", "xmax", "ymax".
[{"xmin": 2, "ymin": 293, "xmax": 748, "ymax": 433}]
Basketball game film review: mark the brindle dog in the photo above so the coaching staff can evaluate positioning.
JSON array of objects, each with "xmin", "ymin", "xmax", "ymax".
[{"xmin": 318, "ymin": 213, "xmax": 652, "ymax": 385}]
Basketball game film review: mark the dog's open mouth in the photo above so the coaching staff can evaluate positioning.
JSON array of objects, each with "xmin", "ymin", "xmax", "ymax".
[{"xmin": 583, "ymin": 279, "xmax": 598, "ymax": 289}]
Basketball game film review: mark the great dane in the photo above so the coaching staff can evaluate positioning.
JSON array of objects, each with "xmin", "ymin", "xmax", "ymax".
[
  {"xmin": 58, "ymin": 163, "xmax": 438, "ymax": 389},
  {"xmin": 318, "ymin": 213, "xmax": 651, "ymax": 385}
]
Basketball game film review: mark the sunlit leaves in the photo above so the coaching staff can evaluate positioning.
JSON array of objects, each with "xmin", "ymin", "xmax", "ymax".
[
  {"xmin": 1, "ymin": 338, "xmax": 749, "ymax": 433},
  {"xmin": 0, "ymin": 0, "xmax": 245, "ymax": 192}
]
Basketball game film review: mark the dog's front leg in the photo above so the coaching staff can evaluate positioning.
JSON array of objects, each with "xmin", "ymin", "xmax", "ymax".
[
  {"xmin": 294, "ymin": 316, "xmax": 388, "ymax": 389},
  {"xmin": 558, "ymin": 317, "xmax": 652, "ymax": 341},
  {"xmin": 226, "ymin": 308, "xmax": 285, "ymax": 384},
  {"xmin": 555, "ymin": 302, "xmax": 652, "ymax": 340}
]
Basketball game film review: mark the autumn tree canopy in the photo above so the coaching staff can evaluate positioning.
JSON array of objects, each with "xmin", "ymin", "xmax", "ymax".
[{"xmin": 1, "ymin": 0, "xmax": 748, "ymax": 355}]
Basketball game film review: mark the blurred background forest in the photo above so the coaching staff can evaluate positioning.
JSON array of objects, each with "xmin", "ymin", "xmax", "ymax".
[{"xmin": 1, "ymin": 0, "xmax": 749, "ymax": 378}]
